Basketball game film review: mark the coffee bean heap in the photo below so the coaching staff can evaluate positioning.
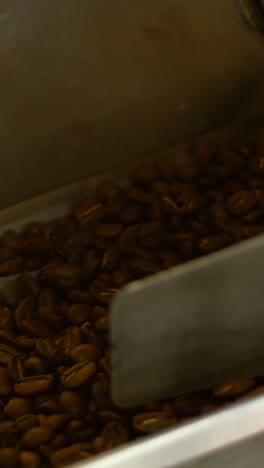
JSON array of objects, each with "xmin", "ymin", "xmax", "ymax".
[{"xmin": 0, "ymin": 130, "xmax": 264, "ymax": 467}]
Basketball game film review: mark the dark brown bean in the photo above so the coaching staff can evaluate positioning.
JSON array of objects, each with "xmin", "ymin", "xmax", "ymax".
[
  {"xmin": 70, "ymin": 344, "xmax": 102, "ymax": 364},
  {"xmin": 14, "ymin": 415, "xmax": 38, "ymax": 435},
  {"xmin": 66, "ymin": 303, "xmax": 91, "ymax": 326},
  {"xmin": 0, "ymin": 367, "xmax": 12, "ymax": 396},
  {"xmin": 19, "ymin": 451, "xmax": 41, "ymax": 468},
  {"xmin": 24, "ymin": 356, "xmax": 47, "ymax": 375},
  {"xmin": 59, "ymin": 391, "xmax": 86, "ymax": 419},
  {"xmin": 21, "ymin": 424, "xmax": 54, "ymax": 449},
  {"xmin": 100, "ymin": 422, "xmax": 130, "ymax": 449},
  {"xmin": 50, "ymin": 444, "xmax": 83, "ymax": 466},
  {"xmin": 0, "ymin": 448, "xmax": 19, "ymax": 468},
  {"xmin": 199, "ymin": 234, "xmax": 230, "ymax": 253},
  {"xmin": 14, "ymin": 375, "xmax": 54, "ymax": 396},
  {"xmin": 7, "ymin": 356, "xmax": 24, "ymax": 380},
  {"xmin": 4, "ymin": 398, "xmax": 32, "ymax": 420},
  {"xmin": 213, "ymin": 379, "xmax": 255, "ymax": 397},
  {"xmin": 95, "ymin": 223, "xmax": 123, "ymax": 239},
  {"xmin": 133, "ymin": 412, "xmax": 177, "ymax": 433},
  {"xmin": 61, "ymin": 362, "xmax": 96, "ymax": 389},
  {"xmin": 0, "ymin": 307, "xmax": 14, "ymax": 331},
  {"xmin": 227, "ymin": 190, "xmax": 257, "ymax": 216}
]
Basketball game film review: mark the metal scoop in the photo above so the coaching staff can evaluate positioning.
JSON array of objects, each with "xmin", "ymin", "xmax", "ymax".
[{"xmin": 111, "ymin": 232, "xmax": 264, "ymax": 407}]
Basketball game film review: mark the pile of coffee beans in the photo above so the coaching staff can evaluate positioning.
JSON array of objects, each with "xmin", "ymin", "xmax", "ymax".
[{"xmin": 0, "ymin": 129, "xmax": 264, "ymax": 467}]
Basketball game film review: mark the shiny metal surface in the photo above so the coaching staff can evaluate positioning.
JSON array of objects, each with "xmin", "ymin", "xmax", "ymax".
[
  {"xmin": 0, "ymin": 1, "xmax": 264, "ymax": 208},
  {"xmin": 75, "ymin": 395, "xmax": 264, "ymax": 467},
  {"xmin": 112, "ymin": 232, "xmax": 264, "ymax": 407}
]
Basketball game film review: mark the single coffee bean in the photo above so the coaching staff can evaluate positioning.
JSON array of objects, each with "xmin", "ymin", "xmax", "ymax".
[
  {"xmin": 50, "ymin": 444, "xmax": 83, "ymax": 466},
  {"xmin": 95, "ymin": 223, "xmax": 123, "ymax": 239},
  {"xmin": 68, "ymin": 289, "xmax": 93, "ymax": 304},
  {"xmin": 0, "ymin": 366, "xmax": 12, "ymax": 396},
  {"xmin": 56, "ymin": 326, "xmax": 83, "ymax": 355},
  {"xmin": 61, "ymin": 362, "xmax": 96, "ymax": 389},
  {"xmin": 49, "ymin": 434, "xmax": 67, "ymax": 452},
  {"xmin": 4, "ymin": 398, "xmax": 32, "ymax": 420},
  {"xmin": 14, "ymin": 375, "xmax": 54, "ymax": 396},
  {"xmin": 0, "ymin": 330, "xmax": 17, "ymax": 345},
  {"xmin": 101, "ymin": 422, "xmax": 130, "ymax": 449},
  {"xmin": 35, "ymin": 394, "xmax": 59, "ymax": 414},
  {"xmin": 120, "ymin": 204, "xmax": 146, "ymax": 224},
  {"xmin": 40, "ymin": 264, "xmax": 81, "ymax": 290},
  {"xmin": 70, "ymin": 344, "xmax": 102, "ymax": 364},
  {"xmin": 0, "ymin": 307, "xmax": 14, "ymax": 331},
  {"xmin": 7, "ymin": 356, "xmax": 24, "ymax": 380},
  {"xmin": 21, "ymin": 319, "xmax": 54, "ymax": 338},
  {"xmin": 19, "ymin": 451, "xmax": 41, "ymax": 468},
  {"xmin": 198, "ymin": 234, "xmax": 230, "ymax": 253},
  {"xmin": 74, "ymin": 199, "xmax": 105, "ymax": 224},
  {"xmin": 0, "ymin": 448, "xmax": 19, "ymax": 468},
  {"xmin": 66, "ymin": 304, "xmax": 92, "ymax": 326},
  {"xmin": 47, "ymin": 413, "xmax": 70, "ymax": 430},
  {"xmin": 21, "ymin": 424, "xmax": 54, "ymax": 449},
  {"xmin": 133, "ymin": 411, "xmax": 178, "ymax": 433},
  {"xmin": 226, "ymin": 190, "xmax": 257, "ymax": 215},
  {"xmin": 14, "ymin": 297, "xmax": 35, "ymax": 329},
  {"xmin": 14, "ymin": 414, "xmax": 39, "ymax": 435},
  {"xmin": 59, "ymin": 391, "xmax": 86, "ymax": 419},
  {"xmin": 15, "ymin": 336, "xmax": 36, "ymax": 351},
  {"xmin": 24, "ymin": 356, "xmax": 47, "ymax": 375},
  {"xmin": 0, "ymin": 421, "xmax": 16, "ymax": 447},
  {"xmin": 0, "ymin": 343, "xmax": 24, "ymax": 365},
  {"xmin": 213, "ymin": 379, "xmax": 255, "ymax": 397}
]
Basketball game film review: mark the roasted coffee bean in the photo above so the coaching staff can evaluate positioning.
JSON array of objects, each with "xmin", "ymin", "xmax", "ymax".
[
  {"xmin": 35, "ymin": 394, "xmax": 59, "ymax": 414},
  {"xmin": 80, "ymin": 322, "xmax": 101, "ymax": 346},
  {"xmin": 199, "ymin": 234, "xmax": 230, "ymax": 253},
  {"xmin": 0, "ymin": 278, "xmax": 27, "ymax": 308},
  {"xmin": 38, "ymin": 306, "xmax": 65, "ymax": 330},
  {"xmin": 7, "ymin": 356, "xmax": 24, "ymax": 380},
  {"xmin": 15, "ymin": 297, "xmax": 36, "ymax": 330},
  {"xmin": 0, "ymin": 421, "xmax": 16, "ymax": 447},
  {"xmin": 0, "ymin": 366, "xmax": 12, "ymax": 396},
  {"xmin": 95, "ymin": 223, "xmax": 123, "ymax": 239},
  {"xmin": 0, "ymin": 330, "xmax": 17, "ymax": 345},
  {"xmin": 15, "ymin": 336, "xmax": 36, "ymax": 350},
  {"xmin": 19, "ymin": 451, "xmax": 41, "ymax": 468},
  {"xmin": 21, "ymin": 424, "xmax": 54, "ymax": 449},
  {"xmin": 133, "ymin": 412, "xmax": 178, "ymax": 433},
  {"xmin": 50, "ymin": 444, "xmax": 83, "ymax": 466},
  {"xmin": 70, "ymin": 344, "xmax": 102, "ymax": 364},
  {"xmin": 0, "ymin": 307, "xmax": 14, "ymax": 331},
  {"xmin": 227, "ymin": 190, "xmax": 257, "ymax": 215},
  {"xmin": 61, "ymin": 362, "xmax": 96, "ymax": 389},
  {"xmin": 4, "ymin": 397, "xmax": 32, "ymax": 420},
  {"xmin": 47, "ymin": 413, "xmax": 70, "ymax": 430},
  {"xmin": 213, "ymin": 379, "xmax": 255, "ymax": 397},
  {"xmin": 24, "ymin": 356, "xmax": 47, "ymax": 375},
  {"xmin": 14, "ymin": 414, "xmax": 39, "ymax": 435},
  {"xmin": 40, "ymin": 265, "xmax": 81, "ymax": 290},
  {"xmin": 0, "ymin": 447, "xmax": 19, "ymax": 468},
  {"xmin": 0, "ymin": 343, "xmax": 24, "ymax": 365},
  {"xmin": 99, "ymin": 422, "xmax": 130, "ymax": 449},
  {"xmin": 66, "ymin": 304, "xmax": 91, "ymax": 326},
  {"xmin": 68, "ymin": 289, "xmax": 93, "ymax": 304},
  {"xmin": 57, "ymin": 327, "xmax": 83, "ymax": 355},
  {"xmin": 14, "ymin": 375, "xmax": 54, "ymax": 396},
  {"xmin": 74, "ymin": 199, "xmax": 105, "ymax": 224},
  {"xmin": 21, "ymin": 319, "xmax": 54, "ymax": 339},
  {"xmin": 92, "ymin": 380, "xmax": 111, "ymax": 410},
  {"xmin": 59, "ymin": 391, "xmax": 86, "ymax": 419}
]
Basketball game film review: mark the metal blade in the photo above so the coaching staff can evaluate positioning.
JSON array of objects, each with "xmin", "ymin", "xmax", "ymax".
[
  {"xmin": 111, "ymin": 233, "xmax": 264, "ymax": 407},
  {"xmin": 82, "ymin": 395, "xmax": 264, "ymax": 468}
]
